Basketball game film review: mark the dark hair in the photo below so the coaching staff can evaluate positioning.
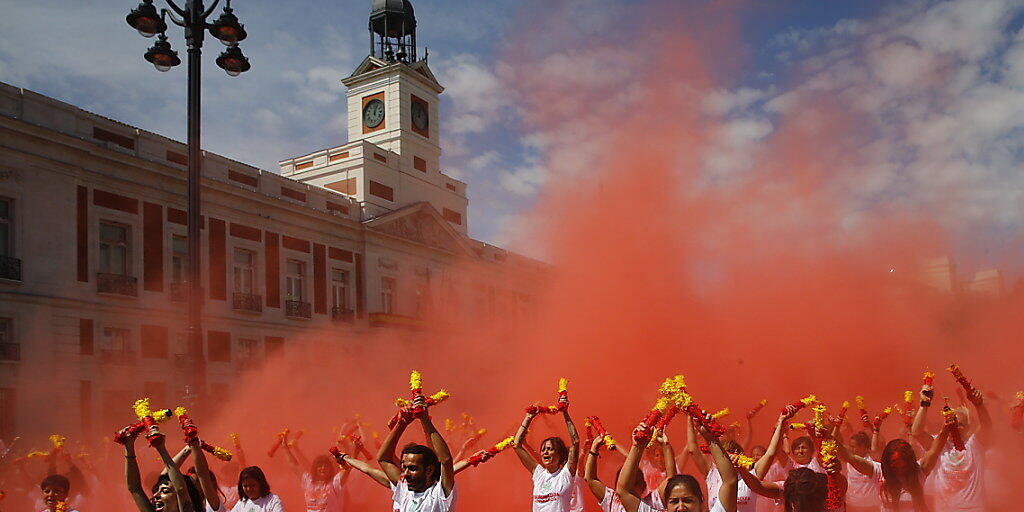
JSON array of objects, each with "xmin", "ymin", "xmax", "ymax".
[
  {"xmin": 40, "ymin": 474, "xmax": 70, "ymax": 493},
  {"xmin": 850, "ymin": 432, "xmax": 871, "ymax": 449},
  {"xmin": 401, "ymin": 443, "xmax": 440, "ymax": 477},
  {"xmin": 783, "ymin": 468, "xmax": 827, "ymax": 512},
  {"xmin": 663, "ymin": 474, "xmax": 703, "ymax": 504},
  {"xmin": 791, "ymin": 436, "xmax": 815, "ymax": 453},
  {"xmin": 186, "ymin": 466, "xmax": 225, "ymax": 502},
  {"xmin": 310, "ymin": 454, "xmax": 338, "ymax": 482},
  {"xmin": 540, "ymin": 436, "xmax": 569, "ymax": 467},
  {"xmin": 151, "ymin": 474, "xmax": 205, "ymax": 512},
  {"xmin": 880, "ymin": 439, "xmax": 926, "ymax": 510},
  {"xmin": 237, "ymin": 466, "xmax": 271, "ymax": 501}
]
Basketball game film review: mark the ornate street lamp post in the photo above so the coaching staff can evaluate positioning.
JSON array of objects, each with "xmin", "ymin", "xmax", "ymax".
[{"xmin": 126, "ymin": 0, "xmax": 251, "ymax": 405}]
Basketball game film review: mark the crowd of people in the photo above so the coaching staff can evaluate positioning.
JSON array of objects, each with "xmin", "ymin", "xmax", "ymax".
[{"xmin": 2, "ymin": 366, "xmax": 1023, "ymax": 512}]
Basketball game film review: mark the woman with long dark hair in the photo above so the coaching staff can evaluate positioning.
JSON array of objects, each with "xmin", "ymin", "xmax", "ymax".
[
  {"xmin": 514, "ymin": 398, "xmax": 580, "ymax": 512},
  {"xmin": 230, "ymin": 466, "xmax": 283, "ymax": 512},
  {"xmin": 123, "ymin": 427, "xmax": 205, "ymax": 512},
  {"xmin": 838, "ymin": 429, "xmax": 948, "ymax": 511}
]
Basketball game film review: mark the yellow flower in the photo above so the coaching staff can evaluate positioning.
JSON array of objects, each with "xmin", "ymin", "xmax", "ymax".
[
  {"xmin": 49, "ymin": 434, "xmax": 66, "ymax": 449},
  {"xmin": 712, "ymin": 408, "xmax": 730, "ymax": 419},
  {"xmin": 133, "ymin": 398, "xmax": 152, "ymax": 420},
  {"xmin": 410, "ymin": 370, "xmax": 423, "ymax": 390},
  {"xmin": 855, "ymin": 396, "xmax": 866, "ymax": 409},
  {"xmin": 495, "ymin": 436, "xmax": 515, "ymax": 451},
  {"xmin": 174, "ymin": 407, "xmax": 188, "ymax": 417},
  {"xmin": 800, "ymin": 395, "xmax": 817, "ymax": 406},
  {"xmin": 558, "ymin": 378, "xmax": 569, "ymax": 393}
]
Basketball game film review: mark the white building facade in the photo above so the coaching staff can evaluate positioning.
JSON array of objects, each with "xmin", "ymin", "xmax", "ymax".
[{"xmin": 0, "ymin": 0, "xmax": 541, "ymax": 441}]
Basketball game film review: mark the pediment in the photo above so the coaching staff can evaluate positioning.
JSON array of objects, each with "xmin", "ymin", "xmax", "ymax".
[{"xmin": 366, "ymin": 203, "xmax": 470, "ymax": 255}]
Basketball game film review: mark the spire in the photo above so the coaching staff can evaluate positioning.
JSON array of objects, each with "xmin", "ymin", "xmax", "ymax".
[{"xmin": 369, "ymin": 0, "xmax": 420, "ymax": 63}]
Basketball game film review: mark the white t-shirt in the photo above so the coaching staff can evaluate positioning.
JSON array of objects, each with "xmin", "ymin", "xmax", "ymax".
[
  {"xmin": 567, "ymin": 476, "xmax": 585, "ymax": 512},
  {"xmin": 230, "ymin": 493, "xmax": 285, "ymax": 512},
  {"xmin": 639, "ymin": 459, "xmax": 666, "ymax": 493},
  {"xmin": 301, "ymin": 472, "xmax": 345, "ymax": 512},
  {"xmin": 638, "ymin": 491, "xmax": 666, "ymax": 512},
  {"xmin": 707, "ymin": 466, "xmax": 757, "ymax": 512},
  {"xmin": 934, "ymin": 435, "xmax": 985, "ymax": 511},
  {"xmin": 599, "ymin": 489, "xmax": 626, "ymax": 512},
  {"xmin": 391, "ymin": 480, "xmax": 456, "ymax": 512},
  {"xmin": 218, "ymin": 486, "xmax": 240, "ymax": 511},
  {"xmin": 845, "ymin": 460, "xmax": 881, "ymax": 508},
  {"xmin": 532, "ymin": 464, "xmax": 575, "ymax": 512}
]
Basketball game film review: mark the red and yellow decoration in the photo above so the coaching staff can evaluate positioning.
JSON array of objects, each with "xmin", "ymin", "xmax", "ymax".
[
  {"xmin": 747, "ymin": 400, "xmax": 768, "ymax": 419},
  {"xmin": 268, "ymin": 428, "xmax": 289, "ymax": 458},
  {"xmin": 466, "ymin": 436, "xmax": 515, "ymax": 467},
  {"xmin": 948, "ymin": 364, "xmax": 981, "ymax": 404},
  {"xmin": 781, "ymin": 395, "xmax": 817, "ymax": 417},
  {"xmin": 585, "ymin": 416, "xmax": 619, "ymax": 449},
  {"xmin": 941, "ymin": 405, "xmax": 966, "ymax": 451}
]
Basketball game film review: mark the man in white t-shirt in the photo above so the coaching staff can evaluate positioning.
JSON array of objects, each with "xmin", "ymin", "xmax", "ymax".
[
  {"xmin": 911, "ymin": 382, "xmax": 991, "ymax": 512},
  {"xmin": 377, "ymin": 397, "xmax": 457, "ymax": 512}
]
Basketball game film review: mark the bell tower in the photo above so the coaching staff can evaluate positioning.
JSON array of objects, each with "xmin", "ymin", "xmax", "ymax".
[
  {"xmin": 343, "ymin": 0, "xmax": 443, "ymax": 175},
  {"xmin": 281, "ymin": 0, "xmax": 467, "ymax": 234}
]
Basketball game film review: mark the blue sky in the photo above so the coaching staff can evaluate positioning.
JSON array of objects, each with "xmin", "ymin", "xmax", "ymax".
[{"xmin": 1, "ymin": 0, "xmax": 1021, "ymax": 279}]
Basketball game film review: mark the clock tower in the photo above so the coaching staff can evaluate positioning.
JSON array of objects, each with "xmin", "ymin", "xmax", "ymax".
[{"xmin": 280, "ymin": 0, "xmax": 468, "ymax": 233}]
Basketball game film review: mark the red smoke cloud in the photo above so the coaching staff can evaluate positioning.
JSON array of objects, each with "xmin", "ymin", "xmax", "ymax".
[{"xmin": 10, "ymin": 1, "xmax": 1023, "ymax": 511}]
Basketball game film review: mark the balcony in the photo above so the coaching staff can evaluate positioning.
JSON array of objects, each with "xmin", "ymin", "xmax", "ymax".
[
  {"xmin": 0, "ymin": 343, "xmax": 20, "ymax": 361},
  {"xmin": 331, "ymin": 307, "xmax": 355, "ymax": 323},
  {"xmin": 0, "ymin": 256, "xmax": 21, "ymax": 281},
  {"xmin": 232, "ymin": 292, "xmax": 263, "ymax": 313},
  {"xmin": 97, "ymin": 273, "xmax": 138, "ymax": 297},
  {"xmin": 284, "ymin": 300, "xmax": 311, "ymax": 319},
  {"xmin": 100, "ymin": 349, "xmax": 137, "ymax": 364}
]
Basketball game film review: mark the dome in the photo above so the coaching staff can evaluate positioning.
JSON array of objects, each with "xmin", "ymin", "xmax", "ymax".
[{"xmin": 370, "ymin": 0, "xmax": 416, "ymax": 38}]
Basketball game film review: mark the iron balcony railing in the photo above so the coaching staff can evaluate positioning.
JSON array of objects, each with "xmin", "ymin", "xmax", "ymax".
[
  {"xmin": 285, "ymin": 300, "xmax": 311, "ymax": 319},
  {"xmin": 0, "ymin": 255, "xmax": 21, "ymax": 281},
  {"xmin": 232, "ymin": 292, "xmax": 263, "ymax": 313},
  {"xmin": 97, "ymin": 273, "xmax": 138, "ymax": 297},
  {"xmin": 0, "ymin": 343, "xmax": 20, "ymax": 361}
]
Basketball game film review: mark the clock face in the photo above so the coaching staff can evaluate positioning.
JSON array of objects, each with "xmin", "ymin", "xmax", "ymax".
[
  {"xmin": 411, "ymin": 101, "xmax": 429, "ymax": 131},
  {"xmin": 363, "ymin": 99, "xmax": 385, "ymax": 128}
]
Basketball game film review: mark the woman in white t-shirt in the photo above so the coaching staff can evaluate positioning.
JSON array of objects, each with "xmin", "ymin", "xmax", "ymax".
[
  {"xmin": 230, "ymin": 466, "xmax": 284, "ymax": 512},
  {"xmin": 513, "ymin": 398, "xmax": 580, "ymax": 512},
  {"xmin": 838, "ymin": 429, "xmax": 948, "ymax": 512},
  {"xmin": 618, "ymin": 421, "xmax": 737, "ymax": 512},
  {"xmin": 282, "ymin": 440, "xmax": 350, "ymax": 512},
  {"xmin": 584, "ymin": 430, "xmax": 677, "ymax": 512}
]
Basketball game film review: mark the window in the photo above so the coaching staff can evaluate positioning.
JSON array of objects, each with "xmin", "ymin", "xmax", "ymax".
[
  {"xmin": 99, "ymin": 222, "xmax": 129, "ymax": 275},
  {"xmin": 0, "ymin": 198, "xmax": 12, "ymax": 257},
  {"xmin": 207, "ymin": 331, "xmax": 231, "ymax": 362},
  {"xmin": 0, "ymin": 387, "xmax": 14, "ymax": 439},
  {"xmin": 285, "ymin": 260, "xmax": 305, "ymax": 301},
  {"xmin": 234, "ymin": 249, "xmax": 256, "ymax": 294},
  {"xmin": 381, "ymin": 277, "xmax": 396, "ymax": 314},
  {"xmin": 171, "ymin": 236, "xmax": 187, "ymax": 284},
  {"xmin": 0, "ymin": 318, "xmax": 15, "ymax": 361},
  {"xmin": 414, "ymin": 280, "xmax": 431, "ymax": 316},
  {"xmin": 238, "ymin": 338, "xmax": 258, "ymax": 361},
  {"xmin": 104, "ymin": 327, "xmax": 131, "ymax": 352},
  {"xmin": 331, "ymin": 270, "xmax": 348, "ymax": 310}
]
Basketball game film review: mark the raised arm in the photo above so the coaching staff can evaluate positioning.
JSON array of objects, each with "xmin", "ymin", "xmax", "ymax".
[
  {"xmin": 615, "ymin": 439, "xmax": 648, "ymax": 512},
  {"xmin": 835, "ymin": 438, "xmax": 874, "ymax": 477},
  {"xmin": 189, "ymin": 438, "xmax": 221, "ymax": 511},
  {"xmin": 702, "ymin": 427, "xmax": 738, "ymax": 512},
  {"xmin": 754, "ymin": 413, "xmax": 786, "ymax": 479},
  {"xmin": 685, "ymin": 416, "xmax": 710, "ymax": 476},
  {"xmin": 123, "ymin": 435, "xmax": 156, "ymax": 512},
  {"xmin": 154, "ymin": 436, "xmax": 193, "ymax": 512},
  {"xmin": 736, "ymin": 465, "xmax": 782, "ymax": 499},
  {"xmin": 281, "ymin": 441, "xmax": 305, "ymax": 479},
  {"xmin": 657, "ymin": 430, "xmax": 678, "ymax": 478},
  {"xmin": 583, "ymin": 437, "xmax": 608, "ymax": 501},
  {"xmin": 420, "ymin": 414, "xmax": 455, "ymax": 496},
  {"xmin": 911, "ymin": 385, "xmax": 935, "ymax": 447},
  {"xmin": 919, "ymin": 425, "xmax": 950, "ymax": 476},
  {"xmin": 563, "ymin": 409, "xmax": 580, "ymax": 476},
  {"xmin": 376, "ymin": 417, "xmax": 410, "ymax": 485},
  {"xmin": 334, "ymin": 451, "xmax": 391, "ymax": 488},
  {"xmin": 513, "ymin": 412, "xmax": 540, "ymax": 473},
  {"xmin": 968, "ymin": 388, "xmax": 993, "ymax": 445}
]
